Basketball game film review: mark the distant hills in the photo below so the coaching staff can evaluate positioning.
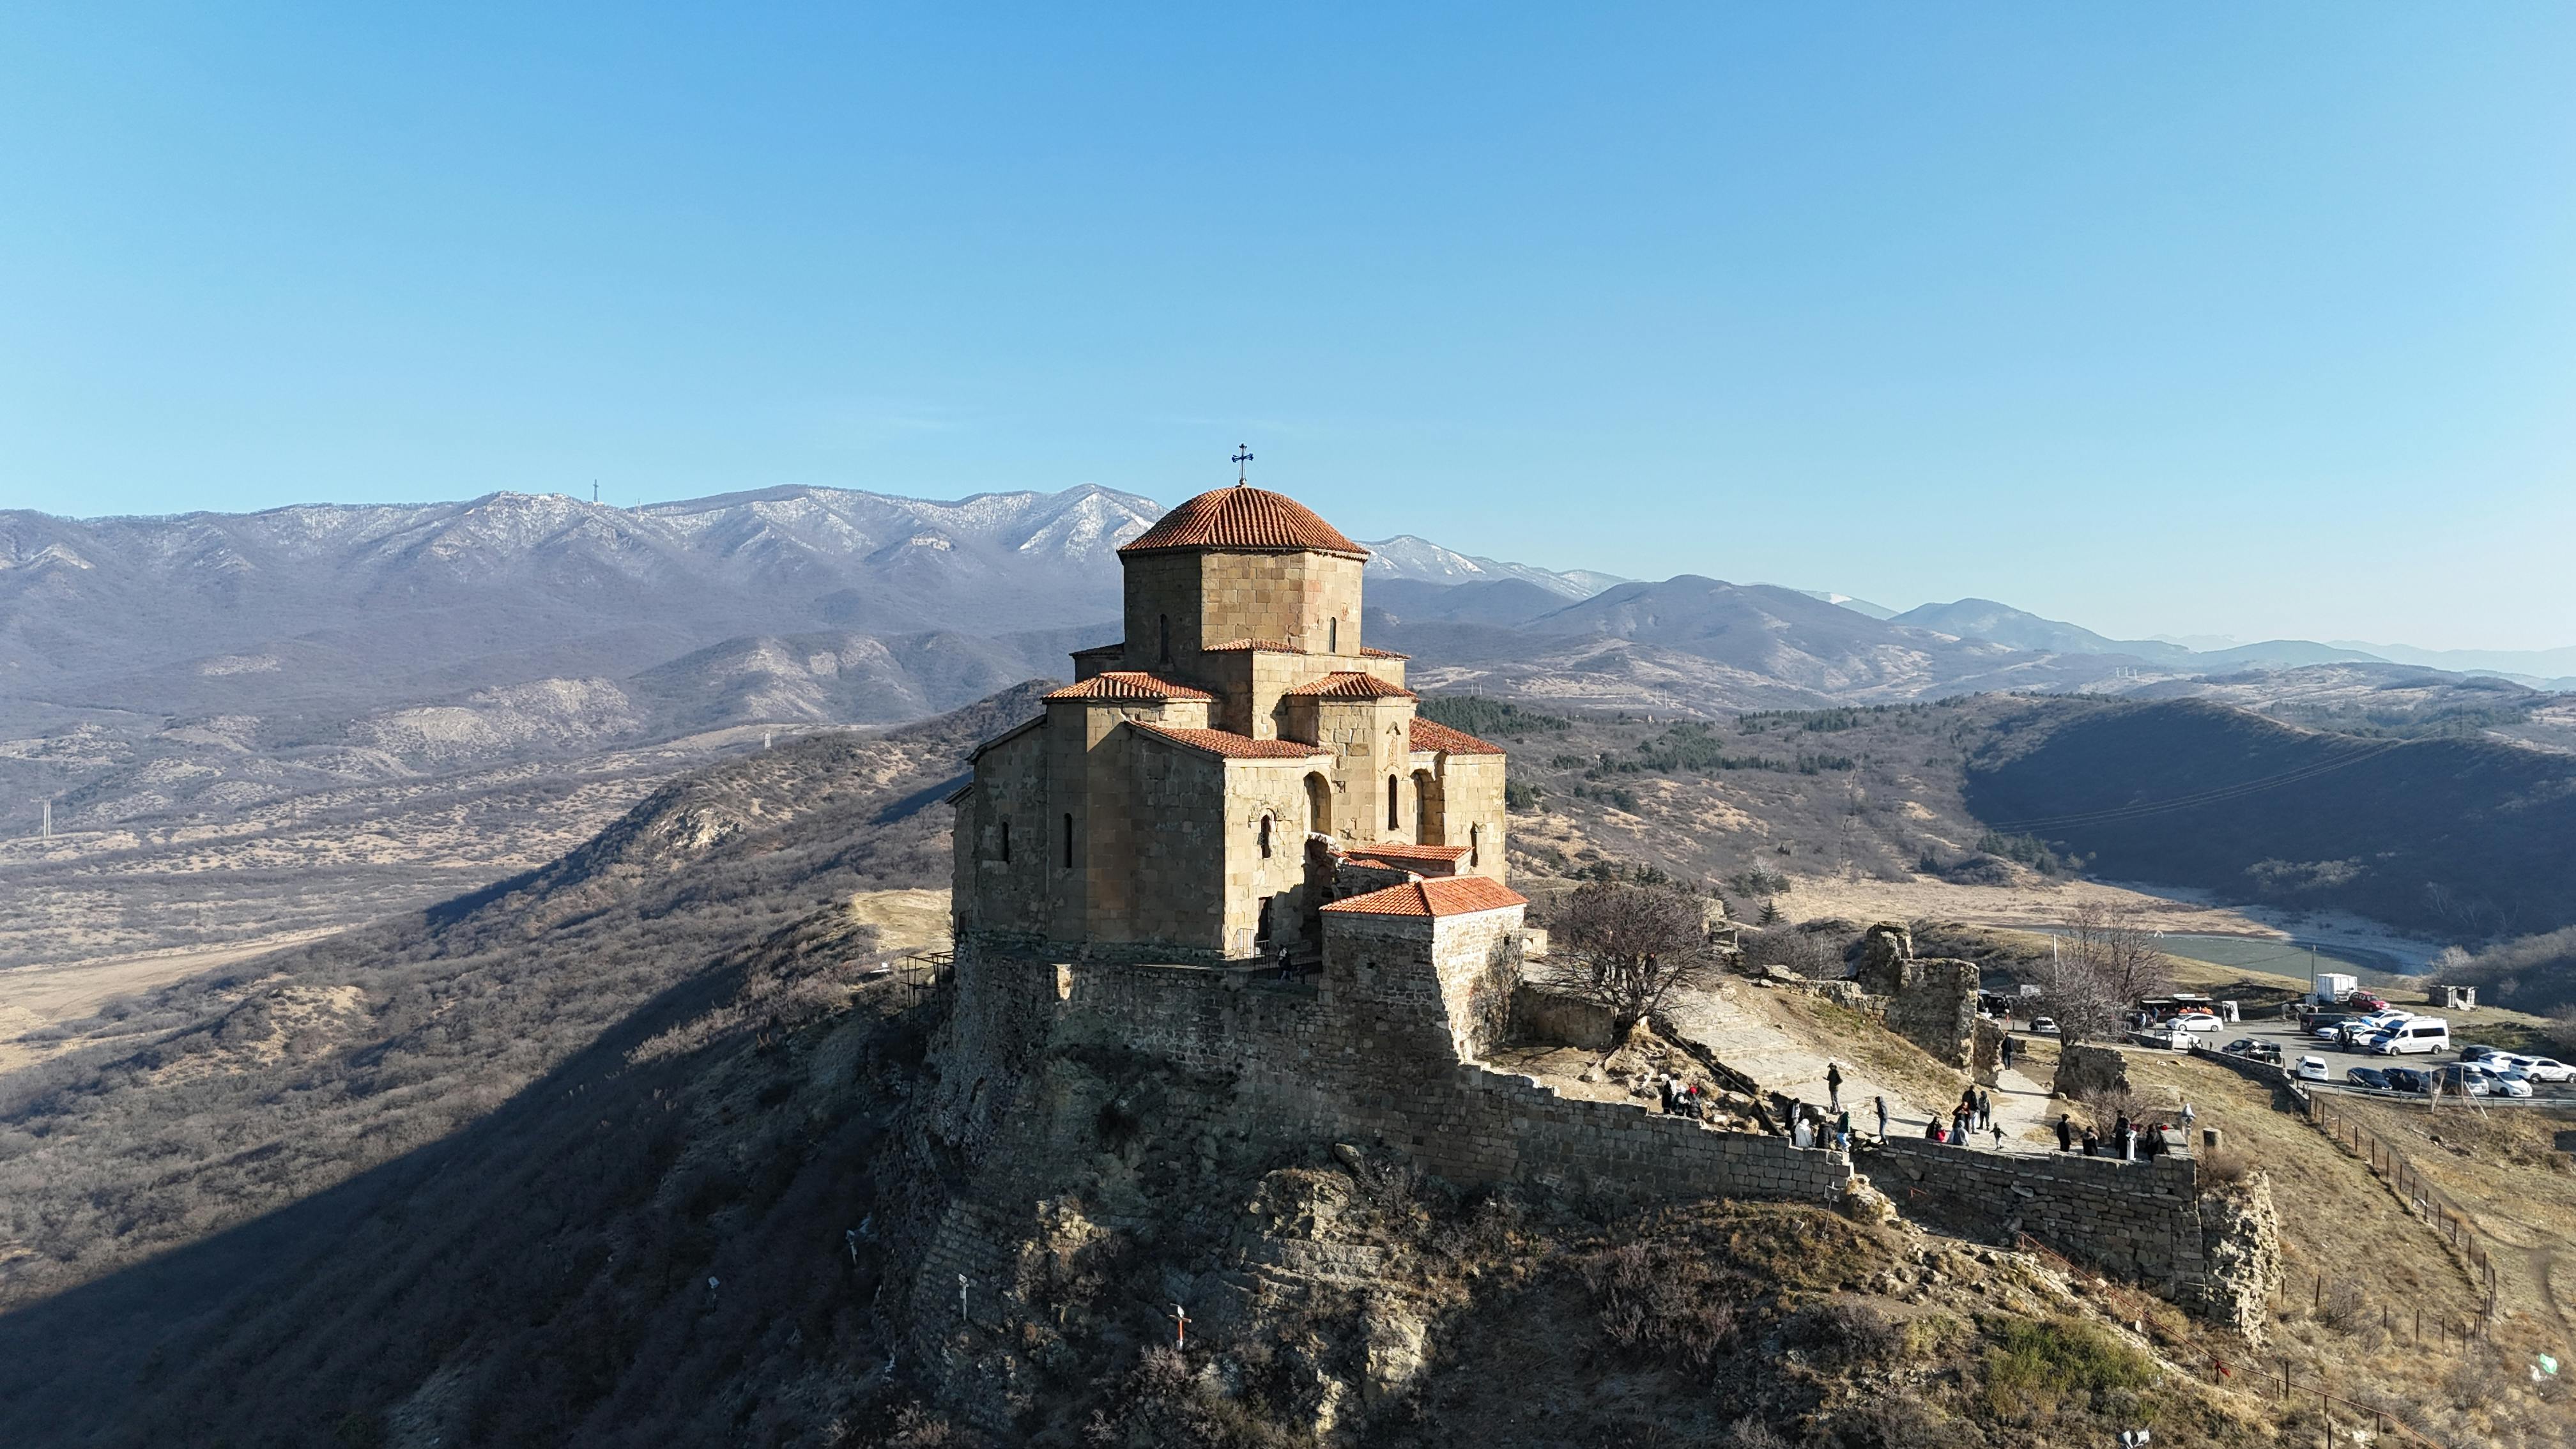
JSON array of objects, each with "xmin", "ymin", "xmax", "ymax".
[{"xmin": 4, "ymin": 482, "xmax": 2570, "ymax": 839}]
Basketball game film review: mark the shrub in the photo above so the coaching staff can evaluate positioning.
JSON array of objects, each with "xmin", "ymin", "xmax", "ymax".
[
  {"xmin": 1980, "ymin": 1317, "xmax": 2155, "ymax": 1419},
  {"xmin": 1782, "ymin": 1299, "xmax": 1904, "ymax": 1364}
]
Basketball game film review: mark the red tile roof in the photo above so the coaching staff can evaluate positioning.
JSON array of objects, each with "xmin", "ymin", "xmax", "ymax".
[
  {"xmin": 1407, "ymin": 717, "xmax": 1505, "ymax": 756},
  {"xmin": 1119, "ymin": 486, "xmax": 1368, "ymax": 559},
  {"xmin": 1043, "ymin": 672, "xmax": 1214, "ymax": 702},
  {"xmin": 1357, "ymin": 646, "xmax": 1410, "ymax": 659},
  {"xmin": 1322, "ymin": 875, "xmax": 1529, "ymax": 917},
  {"xmin": 1202, "ymin": 638, "xmax": 1305, "ymax": 653},
  {"xmin": 1282, "ymin": 671, "xmax": 1417, "ymax": 700},
  {"xmin": 1068, "ymin": 641, "xmax": 1125, "ymax": 657},
  {"xmin": 1128, "ymin": 723, "xmax": 1330, "ymax": 759},
  {"xmin": 1356, "ymin": 841, "xmax": 1471, "ymax": 864}
]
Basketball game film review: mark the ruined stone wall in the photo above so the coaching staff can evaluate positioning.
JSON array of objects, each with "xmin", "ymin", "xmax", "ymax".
[
  {"xmin": 1885, "ymin": 958, "xmax": 1979, "ymax": 1068},
  {"xmin": 1511, "ymin": 985, "xmax": 1619, "ymax": 1051},
  {"xmin": 1871, "ymin": 1135, "xmax": 2209, "ymax": 1297},
  {"xmin": 2052, "ymin": 1043, "xmax": 2133, "ymax": 1100}
]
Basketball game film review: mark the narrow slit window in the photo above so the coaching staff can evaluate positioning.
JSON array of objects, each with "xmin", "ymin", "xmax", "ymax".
[
  {"xmin": 1259, "ymin": 814, "xmax": 1273, "ymax": 858},
  {"xmin": 1328, "ymin": 617, "xmax": 1339, "ymax": 652},
  {"xmin": 1387, "ymin": 775, "xmax": 1400, "ymax": 830},
  {"xmin": 1469, "ymin": 823, "xmax": 1480, "ymax": 868},
  {"xmin": 999, "ymin": 817, "xmax": 1011, "ymax": 863},
  {"xmin": 1062, "ymin": 813, "xmax": 1075, "ymax": 869},
  {"xmin": 1158, "ymin": 614, "xmax": 1171, "ymax": 665}
]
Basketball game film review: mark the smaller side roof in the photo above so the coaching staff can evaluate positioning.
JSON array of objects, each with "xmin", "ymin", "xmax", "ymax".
[
  {"xmin": 1357, "ymin": 645, "xmax": 1410, "ymax": 659},
  {"xmin": 1128, "ymin": 722, "xmax": 1331, "ymax": 760},
  {"xmin": 1282, "ymin": 671, "xmax": 1417, "ymax": 700},
  {"xmin": 1322, "ymin": 875, "xmax": 1529, "ymax": 918},
  {"xmin": 1044, "ymin": 671, "xmax": 1215, "ymax": 702},
  {"xmin": 967, "ymin": 714, "xmax": 1046, "ymax": 761},
  {"xmin": 1407, "ymin": 717, "xmax": 1505, "ymax": 756},
  {"xmin": 1068, "ymin": 641, "xmax": 1125, "ymax": 657},
  {"xmin": 1202, "ymin": 638, "xmax": 1305, "ymax": 653}
]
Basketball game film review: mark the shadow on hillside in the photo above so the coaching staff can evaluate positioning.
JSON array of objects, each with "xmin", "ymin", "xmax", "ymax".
[{"xmin": 0, "ymin": 933, "xmax": 912, "ymax": 1449}]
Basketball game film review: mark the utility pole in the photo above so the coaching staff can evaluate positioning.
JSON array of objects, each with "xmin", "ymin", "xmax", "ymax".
[{"xmin": 39, "ymin": 799, "xmax": 50, "ymax": 839}]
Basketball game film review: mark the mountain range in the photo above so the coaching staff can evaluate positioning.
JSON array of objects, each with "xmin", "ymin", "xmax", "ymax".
[{"xmin": 4, "ymin": 482, "xmax": 2569, "ymax": 838}]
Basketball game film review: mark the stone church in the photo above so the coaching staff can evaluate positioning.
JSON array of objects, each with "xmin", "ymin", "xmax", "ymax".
[{"xmin": 948, "ymin": 480, "xmax": 1522, "ymax": 965}]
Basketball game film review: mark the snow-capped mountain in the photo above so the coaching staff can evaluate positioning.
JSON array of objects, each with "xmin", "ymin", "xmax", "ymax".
[{"xmin": 1360, "ymin": 534, "xmax": 1621, "ymax": 599}]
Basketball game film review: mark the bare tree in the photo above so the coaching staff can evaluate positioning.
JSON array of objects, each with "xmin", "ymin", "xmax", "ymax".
[
  {"xmin": 2063, "ymin": 902, "xmax": 2168, "ymax": 1007},
  {"xmin": 1553, "ymin": 880, "xmax": 1719, "ymax": 1038},
  {"xmin": 2037, "ymin": 946, "xmax": 2127, "ymax": 1044}
]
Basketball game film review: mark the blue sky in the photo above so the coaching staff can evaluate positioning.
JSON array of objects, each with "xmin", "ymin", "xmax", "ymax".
[{"xmin": 3, "ymin": 5, "xmax": 2572, "ymax": 649}]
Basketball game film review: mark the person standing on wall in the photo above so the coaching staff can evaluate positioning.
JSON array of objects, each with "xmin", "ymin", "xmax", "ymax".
[
  {"xmin": 1873, "ymin": 1094, "xmax": 1889, "ymax": 1144},
  {"xmin": 2057, "ymin": 1114, "xmax": 2074, "ymax": 1153},
  {"xmin": 1825, "ymin": 1062, "xmax": 1843, "ymax": 1112}
]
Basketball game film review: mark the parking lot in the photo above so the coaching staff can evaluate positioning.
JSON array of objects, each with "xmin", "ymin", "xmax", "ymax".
[{"xmin": 2184, "ymin": 1014, "xmax": 2576, "ymax": 1103}]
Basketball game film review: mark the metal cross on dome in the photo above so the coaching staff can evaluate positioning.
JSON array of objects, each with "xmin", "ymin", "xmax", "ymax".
[{"xmin": 1232, "ymin": 445, "xmax": 1254, "ymax": 484}]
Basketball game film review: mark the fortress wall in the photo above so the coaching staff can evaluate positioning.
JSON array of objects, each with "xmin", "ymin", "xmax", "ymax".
[
  {"xmin": 941, "ymin": 935, "xmax": 1850, "ymax": 1208},
  {"xmin": 1871, "ymin": 1135, "xmax": 2207, "ymax": 1294}
]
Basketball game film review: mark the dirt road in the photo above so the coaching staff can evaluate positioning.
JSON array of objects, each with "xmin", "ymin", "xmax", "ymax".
[{"xmin": 0, "ymin": 930, "xmax": 337, "ymax": 1073}]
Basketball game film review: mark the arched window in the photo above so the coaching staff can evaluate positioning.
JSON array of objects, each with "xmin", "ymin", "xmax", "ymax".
[
  {"xmin": 1386, "ymin": 774, "xmax": 1400, "ymax": 831},
  {"xmin": 1304, "ymin": 772, "xmax": 1332, "ymax": 836},
  {"xmin": 1062, "ymin": 813, "xmax": 1075, "ymax": 869},
  {"xmin": 1412, "ymin": 769, "xmax": 1442, "ymax": 844},
  {"xmin": 999, "ymin": 817, "xmax": 1011, "ymax": 863},
  {"xmin": 1469, "ymin": 822, "xmax": 1480, "ymax": 868},
  {"xmin": 1158, "ymin": 614, "xmax": 1171, "ymax": 665},
  {"xmin": 1258, "ymin": 813, "xmax": 1274, "ymax": 858},
  {"xmin": 1328, "ymin": 617, "xmax": 1339, "ymax": 652}
]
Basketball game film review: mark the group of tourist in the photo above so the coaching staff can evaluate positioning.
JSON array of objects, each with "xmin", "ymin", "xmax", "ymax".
[
  {"xmin": 2053, "ymin": 1108, "xmax": 2189, "ymax": 1161},
  {"xmin": 1921, "ymin": 1085, "xmax": 2004, "ymax": 1149}
]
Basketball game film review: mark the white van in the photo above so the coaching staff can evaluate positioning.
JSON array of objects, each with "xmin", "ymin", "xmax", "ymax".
[{"xmin": 2368, "ymin": 1017, "xmax": 2450, "ymax": 1055}]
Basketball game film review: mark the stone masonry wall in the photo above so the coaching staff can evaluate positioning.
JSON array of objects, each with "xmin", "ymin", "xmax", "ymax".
[
  {"xmin": 937, "ymin": 931, "xmax": 1851, "ymax": 1205},
  {"xmin": 1871, "ymin": 1135, "xmax": 2207, "ymax": 1298}
]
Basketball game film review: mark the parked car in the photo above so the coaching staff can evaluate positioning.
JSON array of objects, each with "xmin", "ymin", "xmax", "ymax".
[
  {"xmin": 2223, "ymin": 1037, "xmax": 2263, "ymax": 1055},
  {"xmin": 2346, "ymin": 1067, "xmax": 2392, "ymax": 1090},
  {"xmin": 2488, "ymin": 1072, "xmax": 2536, "ymax": 1099},
  {"xmin": 2458, "ymin": 1044, "xmax": 2507, "ymax": 1062},
  {"xmin": 2434, "ymin": 1064, "xmax": 2494, "ymax": 1097},
  {"xmin": 2383, "ymin": 1068, "xmax": 2431, "ymax": 1094},
  {"xmin": 2340, "ymin": 1011, "xmax": 2413, "ymax": 1047},
  {"xmin": 2510, "ymin": 1056, "xmax": 2574, "ymax": 1084},
  {"xmin": 2368, "ymin": 1018, "xmax": 2451, "ymax": 1055},
  {"xmin": 2347, "ymin": 991, "xmax": 2388, "ymax": 1011},
  {"xmin": 2296, "ymin": 1055, "xmax": 2330, "ymax": 1082},
  {"xmin": 2030, "ymin": 1017, "xmax": 2060, "ymax": 1036}
]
